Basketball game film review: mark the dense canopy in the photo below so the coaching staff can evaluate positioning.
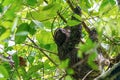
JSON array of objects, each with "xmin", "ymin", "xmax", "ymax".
[{"xmin": 0, "ymin": 0, "xmax": 120, "ymax": 80}]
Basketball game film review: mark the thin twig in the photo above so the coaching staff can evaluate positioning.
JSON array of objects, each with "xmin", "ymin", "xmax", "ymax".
[
  {"xmin": 51, "ymin": 16, "xmax": 57, "ymax": 37},
  {"xmin": 72, "ymin": 59, "xmax": 84, "ymax": 68},
  {"xmin": 82, "ymin": 21, "xmax": 91, "ymax": 34},
  {"xmin": 66, "ymin": 0, "xmax": 75, "ymax": 12},
  {"xmin": 24, "ymin": 43, "xmax": 57, "ymax": 55},
  {"xmin": 82, "ymin": 70, "xmax": 93, "ymax": 80},
  {"xmin": 57, "ymin": 11, "xmax": 67, "ymax": 23},
  {"xmin": 27, "ymin": 36, "xmax": 58, "ymax": 66},
  {"xmin": 59, "ymin": 74, "xmax": 67, "ymax": 80}
]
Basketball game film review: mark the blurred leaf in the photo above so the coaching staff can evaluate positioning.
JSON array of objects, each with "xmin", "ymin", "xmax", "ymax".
[
  {"xmin": 0, "ymin": 4, "xmax": 3, "ymax": 13},
  {"xmin": 65, "ymin": 75, "xmax": 73, "ymax": 80},
  {"xmin": 3, "ymin": 0, "xmax": 14, "ymax": 6},
  {"xmin": 42, "ymin": 3, "xmax": 61, "ymax": 11},
  {"xmin": 12, "ymin": 53, "xmax": 19, "ymax": 68},
  {"xmin": 27, "ymin": 3, "xmax": 61, "ymax": 21},
  {"xmin": 43, "ymin": 3, "xmax": 55, "ymax": 10},
  {"xmin": 26, "ymin": 64, "xmax": 42, "ymax": 79},
  {"xmin": 80, "ymin": 39, "xmax": 96, "ymax": 52},
  {"xmin": 11, "ymin": 17, "xmax": 19, "ymax": 33},
  {"xmin": 99, "ymin": 0, "xmax": 116, "ymax": 15},
  {"xmin": 29, "ymin": 21, "xmax": 37, "ymax": 35},
  {"xmin": 32, "ymin": 20, "xmax": 44, "ymax": 28},
  {"xmin": 2, "ymin": 62, "xmax": 11, "ymax": 74},
  {"xmin": 0, "ymin": 26, "xmax": 6, "ymax": 36},
  {"xmin": 15, "ymin": 23, "xmax": 29, "ymax": 44},
  {"xmin": 66, "ymin": 68, "xmax": 74, "ymax": 75},
  {"xmin": 27, "ymin": 0, "xmax": 37, "ymax": 6},
  {"xmin": 59, "ymin": 59, "xmax": 69, "ymax": 68},
  {"xmin": 28, "ymin": 56, "xmax": 35, "ymax": 64},
  {"xmin": 28, "ymin": 51, "xmax": 36, "ymax": 64},
  {"xmin": 88, "ymin": 53, "xmax": 98, "ymax": 70},
  {"xmin": 79, "ymin": 0, "xmax": 91, "ymax": 12},
  {"xmin": 18, "ymin": 67, "xmax": 27, "ymax": 79},
  {"xmin": 0, "ymin": 65, "xmax": 9, "ymax": 78},
  {"xmin": 44, "ymin": 44, "xmax": 51, "ymax": 50},
  {"xmin": 36, "ymin": 30, "xmax": 53, "ymax": 44},
  {"xmin": 0, "ymin": 78, "xmax": 6, "ymax": 80},
  {"xmin": 3, "ymin": 0, "xmax": 22, "ymax": 20},
  {"xmin": 67, "ymin": 20, "xmax": 80, "ymax": 26},
  {"xmin": 0, "ymin": 30, "xmax": 10, "ymax": 42}
]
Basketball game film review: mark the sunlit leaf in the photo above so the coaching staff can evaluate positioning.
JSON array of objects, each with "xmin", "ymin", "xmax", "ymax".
[
  {"xmin": 65, "ymin": 75, "xmax": 73, "ymax": 80},
  {"xmin": 32, "ymin": 20, "xmax": 44, "ymax": 28},
  {"xmin": 80, "ymin": 39, "xmax": 96, "ymax": 52},
  {"xmin": 59, "ymin": 59, "xmax": 69, "ymax": 68},
  {"xmin": 0, "ymin": 65, "xmax": 9, "ymax": 78},
  {"xmin": 67, "ymin": 20, "xmax": 80, "ymax": 26},
  {"xmin": 27, "ymin": 3, "xmax": 61, "ymax": 21},
  {"xmin": 79, "ymin": 0, "xmax": 91, "ymax": 12},
  {"xmin": 99, "ymin": 0, "xmax": 116, "ymax": 15}
]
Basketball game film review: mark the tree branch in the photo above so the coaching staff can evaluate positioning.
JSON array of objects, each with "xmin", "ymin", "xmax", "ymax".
[{"xmin": 95, "ymin": 62, "xmax": 120, "ymax": 80}]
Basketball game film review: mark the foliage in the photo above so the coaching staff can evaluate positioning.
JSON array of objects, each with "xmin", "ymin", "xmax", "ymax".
[{"xmin": 0, "ymin": 0, "xmax": 120, "ymax": 80}]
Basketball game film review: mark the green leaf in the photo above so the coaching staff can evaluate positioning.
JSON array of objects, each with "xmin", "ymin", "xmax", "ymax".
[
  {"xmin": 2, "ymin": 62, "xmax": 11, "ymax": 74},
  {"xmin": 42, "ymin": 2, "xmax": 61, "ymax": 11},
  {"xmin": 80, "ymin": 39, "xmax": 96, "ymax": 52},
  {"xmin": 0, "ymin": 4, "xmax": 3, "ymax": 13},
  {"xmin": 29, "ymin": 21, "xmax": 37, "ymax": 35},
  {"xmin": 99, "ymin": 0, "xmax": 116, "ymax": 15},
  {"xmin": 44, "ymin": 44, "xmax": 51, "ymax": 50},
  {"xmin": 27, "ymin": 3, "xmax": 61, "ymax": 21},
  {"xmin": 0, "ymin": 65, "xmax": 9, "ymax": 78},
  {"xmin": 15, "ymin": 23, "xmax": 29, "ymax": 44},
  {"xmin": 12, "ymin": 53, "xmax": 19, "ymax": 68},
  {"xmin": 66, "ymin": 68, "xmax": 74, "ymax": 75},
  {"xmin": 3, "ymin": 0, "xmax": 22, "ymax": 20},
  {"xmin": 43, "ymin": 4, "xmax": 54, "ymax": 10},
  {"xmin": 0, "ymin": 26, "xmax": 6, "ymax": 36},
  {"xmin": 28, "ymin": 51, "xmax": 36, "ymax": 64},
  {"xmin": 3, "ymin": 0, "xmax": 14, "ymax": 6},
  {"xmin": 59, "ymin": 59, "xmax": 69, "ymax": 68},
  {"xmin": 28, "ymin": 56, "xmax": 35, "ymax": 64},
  {"xmin": 79, "ymin": 0, "xmax": 91, "ymax": 12},
  {"xmin": 26, "ymin": 64, "xmax": 42, "ymax": 79},
  {"xmin": 27, "ymin": 0, "xmax": 37, "ymax": 6},
  {"xmin": 36, "ymin": 30, "xmax": 53, "ymax": 44},
  {"xmin": 88, "ymin": 53, "xmax": 98, "ymax": 70},
  {"xmin": 32, "ymin": 20, "xmax": 44, "ymax": 28},
  {"xmin": 67, "ymin": 20, "xmax": 80, "ymax": 26},
  {"xmin": 65, "ymin": 75, "xmax": 73, "ymax": 80},
  {"xmin": 0, "ymin": 78, "xmax": 6, "ymax": 80},
  {"xmin": 18, "ymin": 67, "xmax": 27, "ymax": 79}
]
